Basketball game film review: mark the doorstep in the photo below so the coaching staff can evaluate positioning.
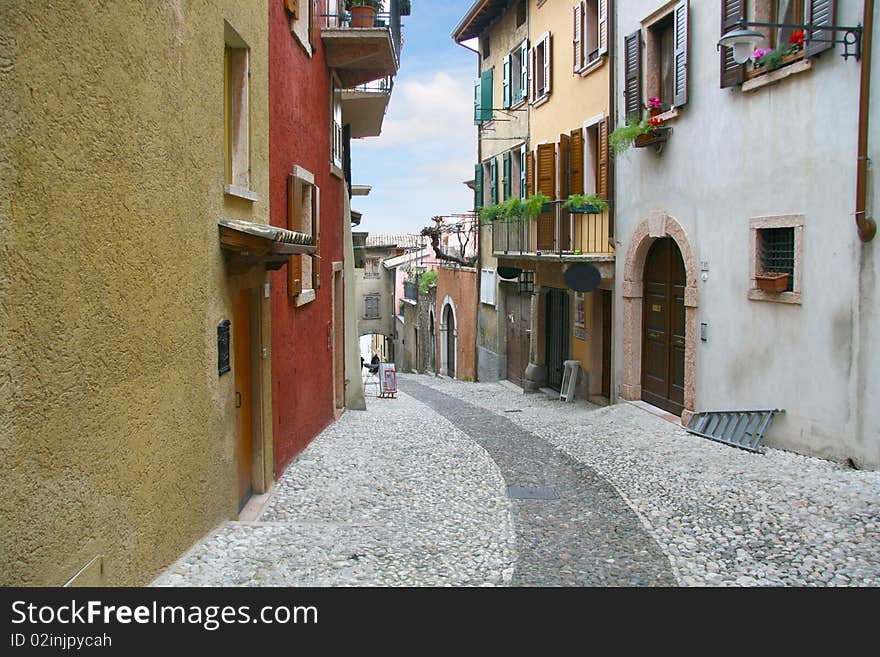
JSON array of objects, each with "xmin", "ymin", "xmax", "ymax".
[
  {"xmin": 624, "ymin": 399, "xmax": 682, "ymax": 426},
  {"xmin": 238, "ymin": 485, "xmax": 275, "ymax": 522}
]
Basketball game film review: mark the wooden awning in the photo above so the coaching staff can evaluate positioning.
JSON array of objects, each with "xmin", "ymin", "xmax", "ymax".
[{"xmin": 218, "ymin": 218, "xmax": 316, "ymax": 272}]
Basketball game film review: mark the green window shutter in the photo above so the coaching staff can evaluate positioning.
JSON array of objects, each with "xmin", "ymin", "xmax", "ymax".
[
  {"xmin": 475, "ymin": 164, "xmax": 484, "ymax": 210},
  {"xmin": 489, "ymin": 158, "xmax": 498, "ymax": 205},
  {"xmin": 474, "ymin": 78, "xmax": 482, "ymax": 124},
  {"xmin": 520, "ymin": 145, "xmax": 527, "ymax": 199},
  {"xmin": 503, "ymin": 151, "xmax": 512, "ymax": 200},
  {"xmin": 480, "ymin": 68, "xmax": 494, "ymax": 122},
  {"xmin": 503, "ymin": 55, "xmax": 511, "ymax": 109}
]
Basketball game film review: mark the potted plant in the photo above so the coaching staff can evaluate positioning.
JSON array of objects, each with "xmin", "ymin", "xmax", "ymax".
[
  {"xmin": 750, "ymin": 30, "xmax": 805, "ymax": 74},
  {"xmin": 647, "ymin": 96, "xmax": 666, "ymax": 117},
  {"xmin": 479, "ymin": 202, "xmax": 504, "ymax": 225},
  {"xmin": 610, "ymin": 116, "xmax": 671, "ymax": 154},
  {"xmin": 755, "ymin": 272, "xmax": 790, "ymax": 293},
  {"xmin": 563, "ymin": 193, "xmax": 608, "ymax": 214},
  {"xmin": 525, "ymin": 193, "xmax": 552, "ymax": 216},
  {"xmin": 347, "ymin": 0, "xmax": 381, "ymax": 28}
]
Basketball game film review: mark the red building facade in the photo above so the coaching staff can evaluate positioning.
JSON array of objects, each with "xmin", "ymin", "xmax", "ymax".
[{"xmin": 268, "ymin": 1, "xmax": 343, "ymax": 475}]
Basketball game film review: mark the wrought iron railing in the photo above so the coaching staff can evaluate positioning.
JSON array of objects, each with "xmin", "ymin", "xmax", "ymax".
[
  {"xmin": 491, "ymin": 200, "xmax": 615, "ymax": 257},
  {"xmin": 319, "ymin": 0, "xmax": 403, "ymax": 63},
  {"xmin": 348, "ymin": 76, "xmax": 394, "ymax": 94}
]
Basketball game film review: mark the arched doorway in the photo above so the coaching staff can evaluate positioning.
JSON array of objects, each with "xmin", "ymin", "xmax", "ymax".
[
  {"xmin": 621, "ymin": 213, "xmax": 699, "ymax": 423},
  {"xmin": 641, "ymin": 238, "xmax": 686, "ymax": 415},
  {"xmin": 444, "ymin": 303, "xmax": 456, "ymax": 378}
]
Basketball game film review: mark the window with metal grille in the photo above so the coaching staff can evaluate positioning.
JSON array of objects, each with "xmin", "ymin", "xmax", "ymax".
[{"xmin": 758, "ymin": 226, "xmax": 795, "ymax": 291}]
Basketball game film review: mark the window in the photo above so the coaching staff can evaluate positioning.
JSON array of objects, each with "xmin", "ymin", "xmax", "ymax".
[
  {"xmin": 224, "ymin": 23, "xmax": 251, "ymax": 198},
  {"xmin": 516, "ymin": 0, "xmax": 527, "ymax": 28},
  {"xmin": 570, "ymin": 117, "xmax": 609, "ymax": 200},
  {"xmin": 331, "ymin": 80, "xmax": 343, "ymax": 170},
  {"xmin": 365, "ymin": 258, "xmax": 380, "ymax": 279},
  {"xmin": 749, "ymin": 214, "xmax": 804, "ymax": 304},
  {"xmin": 489, "ymin": 157, "xmax": 498, "ymax": 205},
  {"xmin": 288, "ymin": 0, "xmax": 319, "ymax": 55},
  {"xmin": 288, "ymin": 166, "xmax": 321, "ymax": 305},
  {"xmin": 520, "ymin": 145, "xmax": 527, "ymax": 199},
  {"xmin": 530, "ymin": 32, "xmax": 552, "ymax": 105},
  {"xmin": 364, "ymin": 294, "xmax": 381, "ymax": 320},
  {"xmin": 480, "ymin": 269, "xmax": 497, "ymax": 306},
  {"xmin": 626, "ymin": 1, "xmax": 688, "ymax": 121},
  {"xmin": 573, "ymin": 0, "xmax": 608, "ymax": 73},
  {"xmin": 721, "ymin": 0, "xmax": 829, "ymax": 89},
  {"xmin": 503, "ymin": 40, "xmax": 529, "ymax": 108}
]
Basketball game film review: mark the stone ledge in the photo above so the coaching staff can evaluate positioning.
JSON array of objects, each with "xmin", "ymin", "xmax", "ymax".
[{"xmin": 742, "ymin": 58, "xmax": 812, "ymax": 93}]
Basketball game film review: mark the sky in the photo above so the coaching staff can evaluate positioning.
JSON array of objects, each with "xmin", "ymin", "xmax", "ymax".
[{"xmin": 350, "ymin": 0, "xmax": 479, "ymax": 236}]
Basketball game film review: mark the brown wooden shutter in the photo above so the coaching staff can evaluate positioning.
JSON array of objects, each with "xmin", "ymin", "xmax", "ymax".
[
  {"xmin": 526, "ymin": 149, "xmax": 535, "ymax": 197},
  {"xmin": 624, "ymin": 30, "xmax": 642, "ymax": 122},
  {"xmin": 284, "ymin": 0, "xmax": 299, "ymax": 19},
  {"xmin": 309, "ymin": 0, "xmax": 319, "ymax": 50},
  {"xmin": 312, "ymin": 186, "xmax": 321, "ymax": 290},
  {"xmin": 536, "ymin": 143, "xmax": 556, "ymax": 251},
  {"xmin": 288, "ymin": 174, "xmax": 303, "ymax": 298},
  {"xmin": 673, "ymin": 0, "xmax": 689, "ymax": 107},
  {"xmin": 573, "ymin": 3, "xmax": 583, "ymax": 73},
  {"xmin": 597, "ymin": 118, "xmax": 609, "ymax": 200},
  {"xmin": 720, "ymin": 0, "xmax": 745, "ymax": 88},
  {"xmin": 558, "ymin": 133, "xmax": 570, "ymax": 200},
  {"xmin": 536, "ymin": 143, "xmax": 556, "ymax": 198},
  {"xmin": 570, "ymin": 128, "xmax": 584, "ymax": 197},
  {"xmin": 805, "ymin": 0, "xmax": 836, "ymax": 58}
]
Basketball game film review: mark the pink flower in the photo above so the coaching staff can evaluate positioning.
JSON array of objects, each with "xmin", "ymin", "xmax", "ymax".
[
  {"xmin": 752, "ymin": 48, "xmax": 772, "ymax": 63},
  {"xmin": 648, "ymin": 96, "xmax": 662, "ymax": 109}
]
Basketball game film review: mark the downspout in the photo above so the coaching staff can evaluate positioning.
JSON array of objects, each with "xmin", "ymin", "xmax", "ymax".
[
  {"xmin": 856, "ymin": 0, "xmax": 876, "ymax": 242},
  {"xmin": 608, "ymin": 0, "xmax": 618, "ymax": 405}
]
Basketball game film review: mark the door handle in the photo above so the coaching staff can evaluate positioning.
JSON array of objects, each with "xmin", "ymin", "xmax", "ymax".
[{"xmin": 235, "ymin": 392, "xmax": 242, "ymax": 408}]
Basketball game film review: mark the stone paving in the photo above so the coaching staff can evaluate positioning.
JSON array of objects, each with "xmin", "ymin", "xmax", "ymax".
[
  {"xmin": 405, "ymin": 375, "xmax": 880, "ymax": 587},
  {"xmin": 154, "ymin": 373, "xmax": 880, "ymax": 587}
]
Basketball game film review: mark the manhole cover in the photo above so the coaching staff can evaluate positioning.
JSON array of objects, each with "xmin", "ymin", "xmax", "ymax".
[{"xmin": 507, "ymin": 486, "xmax": 560, "ymax": 500}]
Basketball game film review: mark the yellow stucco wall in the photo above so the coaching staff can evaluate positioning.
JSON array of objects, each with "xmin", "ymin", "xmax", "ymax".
[
  {"xmin": 529, "ymin": 0, "xmax": 610, "ymax": 146},
  {"xmin": 0, "ymin": 0, "xmax": 271, "ymax": 585}
]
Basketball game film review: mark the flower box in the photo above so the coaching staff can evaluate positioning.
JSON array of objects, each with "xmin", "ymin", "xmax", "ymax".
[
  {"xmin": 755, "ymin": 272, "xmax": 790, "ymax": 293},
  {"xmin": 634, "ymin": 130, "xmax": 669, "ymax": 148},
  {"xmin": 566, "ymin": 204, "xmax": 603, "ymax": 214}
]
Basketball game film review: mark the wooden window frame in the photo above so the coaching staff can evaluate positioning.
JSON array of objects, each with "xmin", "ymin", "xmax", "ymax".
[{"xmin": 288, "ymin": 165, "xmax": 321, "ymax": 305}]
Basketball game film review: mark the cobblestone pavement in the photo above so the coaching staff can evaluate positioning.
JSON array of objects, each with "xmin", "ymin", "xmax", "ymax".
[
  {"xmin": 154, "ymin": 390, "xmax": 515, "ymax": 586},
  {"xmin": 154, "ymin": 373, "xmax": 880, "ymax": 587},
  {"xmin": 404, "ymin": 375, "xmax": 880, "ymax": 587},
  {"xmin": 400, "ymin": 379, "xmax": 674, "ymax": 586}
]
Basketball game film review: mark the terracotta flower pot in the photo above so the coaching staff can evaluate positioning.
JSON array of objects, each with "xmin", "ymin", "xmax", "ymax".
[
  {"xmin": 755, "ymin": 272, "xmax": 790, "ymax": 293},
  {"xmin": 350, "ymin": 5, "xmax": 377, "ymax": 28},
  {"xmin": 634, "ymin": 130, "xmax": 669, "ymax": 148}
]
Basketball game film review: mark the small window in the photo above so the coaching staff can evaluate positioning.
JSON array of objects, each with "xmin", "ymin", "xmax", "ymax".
[
  {"xmin": 629, "ymin": 1, "xmax": 688, "ymax": 116},
  {"xmin": 516, "ymin": 0, "xmax": 526, "ymax": 28},
  {"xmin": 530, "ymin": 32, "xmax": 552, "ymax": 104},
  {"xmin": 650, "ymin": 14, "xmax": 676, "ymax": 109},
  {"xmin": 749, "ymin": 214, "xmax": 804, "ymax": 304},
  {"xmin": 504, "ymin": 41, "xmax": 529, "ymax": 108},
  {"xmin": 288, "ymin": 166, "xmax": 320, "ymax": 303},
  {"xmin": 364, "ymin": 294, "xmax": 381, "ymax": 320},
  {"xmin": 481, "ymin": 269, "xmax": 497, "ymax": 306},
  {"xmin": 331, "ymin": 80, "xmax": 343, "ymax": 169},
  {"xmin": 365, "ymin": 258, "xmax": 381, "ymax": 279},
  {"xmin": 224, "ymin": 24, "xmax": 250, "ymax": 195},
  {"xmin": 757, "ymin": 227, "xmax": 795, "ymax": 291}
]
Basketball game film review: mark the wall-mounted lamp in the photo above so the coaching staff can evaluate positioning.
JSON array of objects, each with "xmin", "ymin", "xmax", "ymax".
[{"xmin": 718, "ymin": 22, "xmax": 863, "ymax": 63}]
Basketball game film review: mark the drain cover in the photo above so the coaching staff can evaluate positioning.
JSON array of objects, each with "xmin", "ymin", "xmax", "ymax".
[{"xmin": 507, "ymin": 486, "xmax": 560, "ymax": 500}]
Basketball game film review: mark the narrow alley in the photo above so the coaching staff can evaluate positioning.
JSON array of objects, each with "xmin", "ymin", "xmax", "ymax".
[{"xmin": 155, "ymin": 375, "xmax": 880, "ymax": 588}]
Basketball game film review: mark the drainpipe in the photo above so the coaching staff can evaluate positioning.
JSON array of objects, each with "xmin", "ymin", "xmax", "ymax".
[{"xmin": 856, "ymin": 0, "xmax": 877, "ymax": 242}]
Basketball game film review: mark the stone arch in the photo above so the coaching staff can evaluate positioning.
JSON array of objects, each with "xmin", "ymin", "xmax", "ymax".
[
  {"xmin": 620, "ymin": 212, "xmax": 699, "ymax": 425},
  {"xmin": 439, "ymin": 295, "xmax": 458, "ymax": 378}
]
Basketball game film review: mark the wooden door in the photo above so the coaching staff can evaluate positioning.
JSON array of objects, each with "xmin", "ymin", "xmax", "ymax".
[
  {"xmin": 641, "ymin": 238, "xmax": 686, "ymax": 415},
  {"xmin": 601, "ymin": 288, "xmax": 612, "ymax": 398},
  {"xmin": 545, "ymin": 288, "xmax": 570, "ymax": 391},
  {"xmin": 445, "ymin": 305, "xmax": 456, "ymax": 378},
  {"xmin": 232, "ymin": 290, "xmax": 253, "ymax": 511},
  {"xmin": 506, "ymin": 288, "xmax": 531, "ymax": 388}
]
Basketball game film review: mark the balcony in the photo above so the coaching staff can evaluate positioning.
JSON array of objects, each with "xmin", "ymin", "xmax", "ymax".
[
  {"xmin": 320, "ymin": 2, "xmax": 402, "ymax": 88},
  {"xmin": 491, "ymin": 201, "xmax": 615, "ymax": 267},
  {"xmin": 342, "ymin": 77, "xmax": 393, "ymax": 138}
]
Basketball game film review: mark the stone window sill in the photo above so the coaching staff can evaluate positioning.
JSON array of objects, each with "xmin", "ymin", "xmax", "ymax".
[
  {"xmin": 579, "ymin": 54, "xmax": 607, "ymax": 78},
  {"xmin": 532, "ymin": 94, "xmax": 550, "ymax": 109},
  {"xmin": 224, "ymin": 184, "xmax": 259, "ymax": 202},
  {"xmin": 748, "ymin": 288, "xmax": 801, "ymax": 305},
  {"xmin": 295, "ymin": 289, "xmax": 317, "ymax": 307},
  {"xmin": 330, "ymin": 164, "xmax": 344, "ymax": 180},
  {"xmin": 742, "ymin": 58, "xmax": 812, "ymax": 93}
]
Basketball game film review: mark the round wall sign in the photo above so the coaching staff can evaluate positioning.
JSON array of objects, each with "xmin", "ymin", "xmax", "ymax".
[
  {"xmin": 564, "ymin": 264, "xmax": 602, "ymax": 292},
  {"xmin": 497, "ymin": 266, "xmax": 522, "ymax": 280}
]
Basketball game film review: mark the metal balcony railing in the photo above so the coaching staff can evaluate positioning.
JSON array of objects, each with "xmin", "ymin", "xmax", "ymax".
[
  {"xmin": 348, "ymin": 76, "xmax": 394, "ymax": 94},
  {"xmin": 491, "ymin": 200, "xmax": 615, "ymax": 257},
  {"xmin": 319, "ymin": 0, "xmax": 403, "ymax": 63}
]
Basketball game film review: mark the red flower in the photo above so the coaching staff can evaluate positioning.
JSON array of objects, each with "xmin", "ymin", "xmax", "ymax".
[
  {"xmin": 789, "ymin": 30, "xmax": 805, "ymax": 47},
  {"xmin": 649, "ymin": 117, "xmax": 665, "ymax": 127}
]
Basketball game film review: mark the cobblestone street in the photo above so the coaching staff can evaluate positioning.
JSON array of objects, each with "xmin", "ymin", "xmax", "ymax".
[{"xmin": 155, "ymin": 374, "xmax": 880, "ymax": 587}]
